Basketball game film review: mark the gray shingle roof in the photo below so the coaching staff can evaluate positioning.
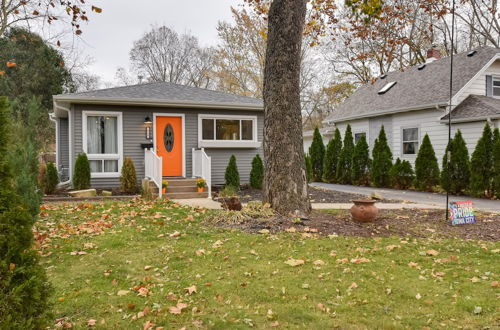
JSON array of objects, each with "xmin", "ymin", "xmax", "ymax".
[
  {"xmin": 55, "ymin": 81, "xmax": 263, "ymax": 108},
  {"xmin": 325, "ymin": 46, "xmax": 500, "ymax": 123},
  {"xmin": 442, "ymin": 94, "xmax": 500, "ymax": 121}
]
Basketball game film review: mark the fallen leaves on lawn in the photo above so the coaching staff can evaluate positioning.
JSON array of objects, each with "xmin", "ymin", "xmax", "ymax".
[
  {"xmin": 313, "ymin": 260, "xmax": 325, "ymax": 265},
  {"xmin": 117, "ymin": 290, "xmax": 130, "ymax": 296},
  {"xmin": 87, "ymin": 319, "xmax": 97, "ymax": 326},
  {"xmin": 137, "ymin": 287, "xmax": 150, "ymax": 297},
  {"xmin": 492, "ymin": 281, "xmax": 499, "ymax": 287},
  {"xmin": 350, "ymin": 257, "xmax": 370, "ymax": 264},
  {"xmin": 426, "ymin": 249, "xmax": 439, "ymax": 256},
  {"xmin": 185, "ymin": 285, "xmax": 197, "ymax": 295},
  {"xmin": 168, "ymin": 302, "xmax": 188, "ymax": 314},
  {"xmin": 284, "ymin": 258, "xmax": 305, "ymax": 267},
  {"xmin": 348, "ymin": 282, "xmax": 358, "ymax": 290}
]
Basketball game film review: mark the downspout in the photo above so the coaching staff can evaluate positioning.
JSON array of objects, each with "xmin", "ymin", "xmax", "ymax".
[{"xmin": 53, "ymin": 101, "xmax": 73, "ymax": 186}]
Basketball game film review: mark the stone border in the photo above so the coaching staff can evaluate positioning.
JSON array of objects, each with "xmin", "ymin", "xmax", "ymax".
[{"xmin": 42, "ymin": 195, "xmax": 139, "ymax": 203}]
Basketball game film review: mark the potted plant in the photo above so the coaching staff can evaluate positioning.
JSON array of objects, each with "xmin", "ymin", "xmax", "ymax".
[
  {"xmin": 162, "ymin": 180, "xmax": 168, "ymax": 195},
  {"xmin": 196, "ymin": 178, "xmax": 206, "ymax": 193}
]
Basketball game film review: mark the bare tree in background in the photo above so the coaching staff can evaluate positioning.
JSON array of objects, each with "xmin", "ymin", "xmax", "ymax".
[{"xmin": 129, "ymin": 25, "xmax": 214, "ymax": 87}]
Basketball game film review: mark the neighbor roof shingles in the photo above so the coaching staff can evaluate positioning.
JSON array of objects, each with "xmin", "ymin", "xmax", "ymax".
[
  {"xmin": 55, "ymin": 81, "xmax": 263, "ymax": 107},
  {"xmin": 325, "ymin": 46, "xmax": 500, "ymax": 123},
  {"xmin": 442, "ymin": 94, "xmax": 500, "ymax": 120}
]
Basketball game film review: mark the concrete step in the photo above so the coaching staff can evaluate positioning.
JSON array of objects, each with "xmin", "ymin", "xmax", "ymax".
[
  {"xmin": 164, "ymin": 178, "xmax": 198, "ymax": 187},
  {"xmin": 166, "ymin": 192, "xmax": 208, "ymax": 199},
  {"xmin": 166, "ymin": 186, "xmax": 202, "ymax": 193}
]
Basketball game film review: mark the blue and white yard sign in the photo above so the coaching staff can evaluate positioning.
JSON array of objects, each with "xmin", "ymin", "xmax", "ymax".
[{"xmin": 448, "ymin": 201, "xmax": 476, "ymax": 225}]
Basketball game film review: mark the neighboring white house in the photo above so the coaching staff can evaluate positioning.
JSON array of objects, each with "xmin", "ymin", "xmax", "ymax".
[
  {"xmin": 319, "ymin": 46, "xmax": 500, "ymax": 166},
  {"xmin": 303, "ymin": 127, "xmax": 334, "ymax": 153}
]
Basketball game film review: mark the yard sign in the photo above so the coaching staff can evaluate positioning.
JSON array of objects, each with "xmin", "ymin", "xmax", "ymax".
[{"xmin": 448, "ymin": 201, "xmax": 475, "ymax": 225}]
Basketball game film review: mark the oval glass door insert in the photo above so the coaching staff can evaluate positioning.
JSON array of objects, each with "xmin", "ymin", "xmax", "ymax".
[{"xmin": 163, "ymin": 124, "xmax": 174, "ymax": 152}]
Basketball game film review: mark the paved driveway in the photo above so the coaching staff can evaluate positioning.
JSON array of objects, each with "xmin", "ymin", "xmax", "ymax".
[{"xmin": 312, "ymin": 182, "xmax": 500, "ymax": 213}]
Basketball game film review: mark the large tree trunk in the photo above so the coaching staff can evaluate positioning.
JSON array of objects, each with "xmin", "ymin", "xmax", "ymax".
[{"xmin": 263, "ymin": 0, "xmax": 310, "ymax": 216}]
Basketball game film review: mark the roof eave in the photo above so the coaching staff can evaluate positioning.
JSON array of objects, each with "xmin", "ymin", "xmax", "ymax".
[
  {"xmin": 324, "ymin": 102, "xmax": 448, "ymax": 124},
  {"xmin": 440, "ymin": 114, "xmax": 500, "ymax": 124},
  {"xmin": 52, "ymin": 95, "xmax": 264, "ymax": 112}
]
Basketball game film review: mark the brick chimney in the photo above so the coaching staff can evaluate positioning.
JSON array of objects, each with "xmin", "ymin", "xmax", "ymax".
[{"xmin": 426, "ymin": 47, "xmax": 441, "ymax": 63}]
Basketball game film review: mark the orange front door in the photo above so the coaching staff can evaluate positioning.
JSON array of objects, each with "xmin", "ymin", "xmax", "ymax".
[{"xmin": 156, "ymin": 116, "xmax": 183, "ymax": 177}]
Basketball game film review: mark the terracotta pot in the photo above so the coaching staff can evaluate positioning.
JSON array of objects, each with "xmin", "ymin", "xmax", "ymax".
[
  {"xmin": 350, "ymin": 200, "xmax": 378, "ymax": 222},
  {"xmin": 162, "ymin": 188, "xmax": 166, "ymax": 194},
  {"xmin": 197, "ymin": 187, "xmax": 204, "ymax": 193}
]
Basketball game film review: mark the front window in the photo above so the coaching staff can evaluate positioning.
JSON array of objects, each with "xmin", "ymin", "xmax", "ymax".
[
  {"xmin": 354, "ymin": 132, "xmax": 366, "ymax": 144},
  {"xmin": 83, "ymin": 112, "xmax": 122, "ymax": 176},
  {"xmin": 402, "ymin": 127, "xmax": 418, "ymax": 155},
  {"xmin": 201, "ymin": 117, "xmax": 255, "ymax": 141},
  {"xmin": 493, "ymin": 77, "xmax": 500, "ymax": 97}
]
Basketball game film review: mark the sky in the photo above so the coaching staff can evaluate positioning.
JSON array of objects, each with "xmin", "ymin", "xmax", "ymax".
[{"xmin": 70, "ymin": 0, "xmax": 242, "ymax": 84}]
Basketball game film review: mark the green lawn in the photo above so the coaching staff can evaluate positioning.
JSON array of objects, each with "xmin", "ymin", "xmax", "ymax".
[{"xmin": 37, "ymin": 199, "xmax": 499, "ymax": 329}]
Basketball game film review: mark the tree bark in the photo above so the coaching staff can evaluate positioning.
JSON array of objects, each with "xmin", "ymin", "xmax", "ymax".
[{"xmin": 263, "ymin": 0, "xmax": 311, "ymax": 215}]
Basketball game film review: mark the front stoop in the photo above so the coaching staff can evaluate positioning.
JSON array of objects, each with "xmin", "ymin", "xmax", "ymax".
[{"xmin": 164, "ymin": 178, "xmax": 208, "ymax": 199}]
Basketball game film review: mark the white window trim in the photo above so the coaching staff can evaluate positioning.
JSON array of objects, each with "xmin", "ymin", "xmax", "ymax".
[
  {"xmin": 198, "ymin": 114, "xmax": 261, "ymax": 148},
  {"xmin": 401, "ymin": 126, "xmax": 419, "ymax": 157},
  {"xmin": 82, "ymin": 111, "xmax": 123, "ymax": 178},
  {"xmin": 152, "ymin": 113, "xmax": 186, "ymax": 178},
  {"xmin": 492, "ymin": 76, "xmax": 500, "ymax": 99}
]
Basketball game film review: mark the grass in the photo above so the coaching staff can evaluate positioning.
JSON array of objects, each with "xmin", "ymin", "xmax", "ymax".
[{"xmin": 37, "ymin": 199, "xmax": 499, "ymax": 329}]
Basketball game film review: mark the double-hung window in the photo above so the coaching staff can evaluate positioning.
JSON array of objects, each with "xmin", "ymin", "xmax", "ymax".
[
  {"xmin": 354, "ymin": 132, "xmax": 366, "ymax": 144},
  {"xmin": 402, "ymin": 127, "xmax": 419, "ymax": 155},
  {"xmin": 82, "ymin": 111, "xmax": 123, "ymax": 177},
  {"xmin": 493, "ymin": 77, "xmax": 500, "ymax": 97},
  {"xmin": 198, "ymin": 115, "xmax": 260, "ymax": 148}
]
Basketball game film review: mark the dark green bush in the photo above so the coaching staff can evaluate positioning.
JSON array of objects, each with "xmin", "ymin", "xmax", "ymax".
[
  {"xmin": 73, "ymin": 153, "xmax": 91, "ymax": 190},
  {"xmin": 414, "ymin": 134, "xmax": 440, "ymax": 191},
  {"xmin": 390, "ymin": 158, "xmax": 414, "ymax": 189},
  {"xmin": 120, "ymin": 157, "xmax": 138, "ymax": 194},
  {"xmin": 249, "ymin": 154, "xmax": 264, "ymax": 189},
  {"xmin": 44, "ymin": 162, "xmax": 59, "ymax": 195},
  {"xmin": 371, "ymin": 126, "xmax": 393, "ymax": 187},
  {"xmin": 493, "ymin": 134, "xmax": 500, "ymax": 199},
  {"xmin": 469, "ymin": 123, "xmax": 494, "ymax": 197},
  {"xmin": 305, "ymin": 154, "xmax": 313, "ymax": 183},
  {"xmin": 0, "ymin": 96, "xmax": 51, "ymax": 329},
  {"xmin": 352, "ymin": 134, "xmax": 371, "ymax": 185},
  {"xmin": 440, "ymin": 130, "xmax": 470, "ymax": 195},
  {"xmin": 225, "ymin": 155, "xmax": 240, "ymax": 189},
  {"xmin": 322, "ymin": 128, "xmax": 342, "ymax": 182},
  {"xmin": 308, "ymin": 127, "xmax": 325, "ymax": 181},
  {"xmin": 336, "ymin": 125, "xmax": 354, "ymax": 184}
]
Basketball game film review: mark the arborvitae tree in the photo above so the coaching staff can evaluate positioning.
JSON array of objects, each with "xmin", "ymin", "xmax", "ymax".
[
  {"xmin": 351, "ymin": 135, "xmax": 371, "ymax": 185},
  {"xmin": 336, "ymin": 125, "xmax": 354, "ymax": 184},
  {"xmin": 441, "ymin": 130, "xmax": 470, "ymax": 195},
  {"xmin": 73, "ymin": 153, "xmax": 91, "ymax": 190},
  {"xmin": 414, "ymin": 134, "xmax": 440, "ymax": 191},
  {"xmin": 120, "ymin": 157, "xmax": 138, "ymax": 194},
  {"xmin": 249, "ymin": 154, "xmax": 264, "ymax": 189},
  {"xmin": 470, "ymin": 123, "xmax": 494, "ymax": 197},
  {"xmin": 45, "ymin": 162, "xmax": 59, "ymax": 195},
  {"xmin": 322, "ymin": 128, "xmax": 342, "ymax": 182},
  {"xmin": 371, "ymin": 126, "xmax": 393, "ymax": 187},
  {"xmin": 225, "ymin": 155, "xmax": 240, "ymax": 189},
  {"xmin": 308, "ymin": 127, "xmax": 325, "ymax": 181},
  {"xmin": 305, "ymin": 154, "xmax": 313, "ymax": 183},
  {"xmin": 493, "ymin": 135, "xmax": 500, "ymax": 198},
  {"xmin": 493, "ymin": 127, "xmax": 500, "ymax": 146},
  {"xmin": 0, "ymin": 97, "xmax": 51, "ymax": 329},
  {"xmin": 389, "ymin": 158, "xmax": 414, "ymax": 189}
]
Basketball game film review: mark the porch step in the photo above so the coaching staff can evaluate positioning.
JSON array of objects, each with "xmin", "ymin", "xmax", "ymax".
[
  {"xmin": 166, "ymin": 186, "xmax": 206, "ymax": 193},
  {"xmin": 167, "ymin": 192, "xmax": 209, "ymax": 199},
  {"xmin": 164, "ymin": 178, "xmax": 198, "ymax": 187}
]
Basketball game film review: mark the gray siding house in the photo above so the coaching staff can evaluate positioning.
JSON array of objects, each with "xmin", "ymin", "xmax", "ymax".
[
  {"xmin": 322, "ymin": 46, "xmax": 500, "ymax": 165},
  {"xmin": 51, "ymin": 82, "xmax": 264, "ymax": 194}
]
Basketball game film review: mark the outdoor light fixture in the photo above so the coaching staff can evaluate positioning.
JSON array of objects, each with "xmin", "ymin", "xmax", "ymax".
[{"xmin": 144, "ymin": 116, "xmax": 153, "ymax": 140}]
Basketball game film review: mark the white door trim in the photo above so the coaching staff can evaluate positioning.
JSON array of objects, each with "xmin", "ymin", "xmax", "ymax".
[{"xmin": 153, "ymin": 113, "xmax": 186, "ymax": 178}]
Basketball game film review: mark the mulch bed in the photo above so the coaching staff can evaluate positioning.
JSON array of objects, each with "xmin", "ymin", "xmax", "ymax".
[
  {"xmin": 238, "ymin": 185, "xmax": 400, "ymax": 204},
  {"xmin": 217, "ymin": 209, "xmax": 500, "ymax": 241}
]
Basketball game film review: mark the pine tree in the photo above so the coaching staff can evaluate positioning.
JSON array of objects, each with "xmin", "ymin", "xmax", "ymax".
[
  {"xmin": 351, "ymin": 135, "xmax": 371, "ymax": 185},
  {"xmin": 120, "ymin": 157, "xmax": 138, "ymax": 194},
  {"xmin": 45, "ymin": 162, "xmax": 59, "ymax": 195},
  {"xmin": 249, "ymin": 154, "xmax": 264, "ymax": 189},
  {"xmin": 390, "ymin": 158, "xmax": 414, "ymax": 189},
  {"xmin": 470, "ymin": 123, "xmax": 494, "ymax": 197},
  {"xmin": 322, "ymin": 128, "xmax": 342, "ymax": 182},
  {"xmin": 441, "ymin": 130, "xmax": 470, "ymax": 195},
  {"xmin": 0, "ymin": 97, "xmax": 51, "ymax": 328},
  {"xmin": 371, "ymin": 126, "xmax": 393, "ymax": 187},
  {"xmin": 225, "ymin": 155, "xmax": 240, "ymax": 189},
  {"xmin": 73, "ymin": 153, "xmax": 91, "ymax": 190},
  {"xmin": 493, "ymin": 134, "xmax": 500, "ymax": 198},
  {"xmin": 305, "ymin": 154, "xmax": 313, "ymax": 183},
  {"xmin": 308, "ymin": 127, "xmax": 325, "ymax": 181},
  {"xmin": 414, "ymin": 134, "xmax": 440, "ymax": 191},
  {"xmin": 336, "ymin": 125, "xmax": 354, "ymax": 184}
]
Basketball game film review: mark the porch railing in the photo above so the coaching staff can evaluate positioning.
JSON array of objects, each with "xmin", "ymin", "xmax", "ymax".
[
  {"xmin": 144, "ymin": 148, "xmax": 162, "ymax": 198},
  {"xmin": 192, "ymin": 148, "xmax": 211, "ymax": 198}
]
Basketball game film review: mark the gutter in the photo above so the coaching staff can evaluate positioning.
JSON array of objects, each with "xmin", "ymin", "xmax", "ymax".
[
  {"xmin": 439, "ymin": 114, "xmax": 500, "ymax": 124},
  {"xmin": 323, "ymin": 102, "xmax": 449, "ymax": 124},
  {"xmin": 52, "ymin": 95, "xmax": 264, "ymax": 111}
]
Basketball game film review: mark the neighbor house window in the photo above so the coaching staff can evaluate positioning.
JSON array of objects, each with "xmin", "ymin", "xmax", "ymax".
[
  {"xmin": 199, "ymin": 115, "xmax": 257, "ymax": 147},
  {"xmin": 354, "ymin": 132, "xmax": 366, "ymax": 144},
  {"xmin": 493, "ymin": 77, "xmax": 500, "ymax": 97},
  {"xmin": 402, "ymin": 127, "xmax": 418, "ymax": 155},
  {"xmin": 82, "ymin": 111, "xmax": 122, "ymax": 177}
]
